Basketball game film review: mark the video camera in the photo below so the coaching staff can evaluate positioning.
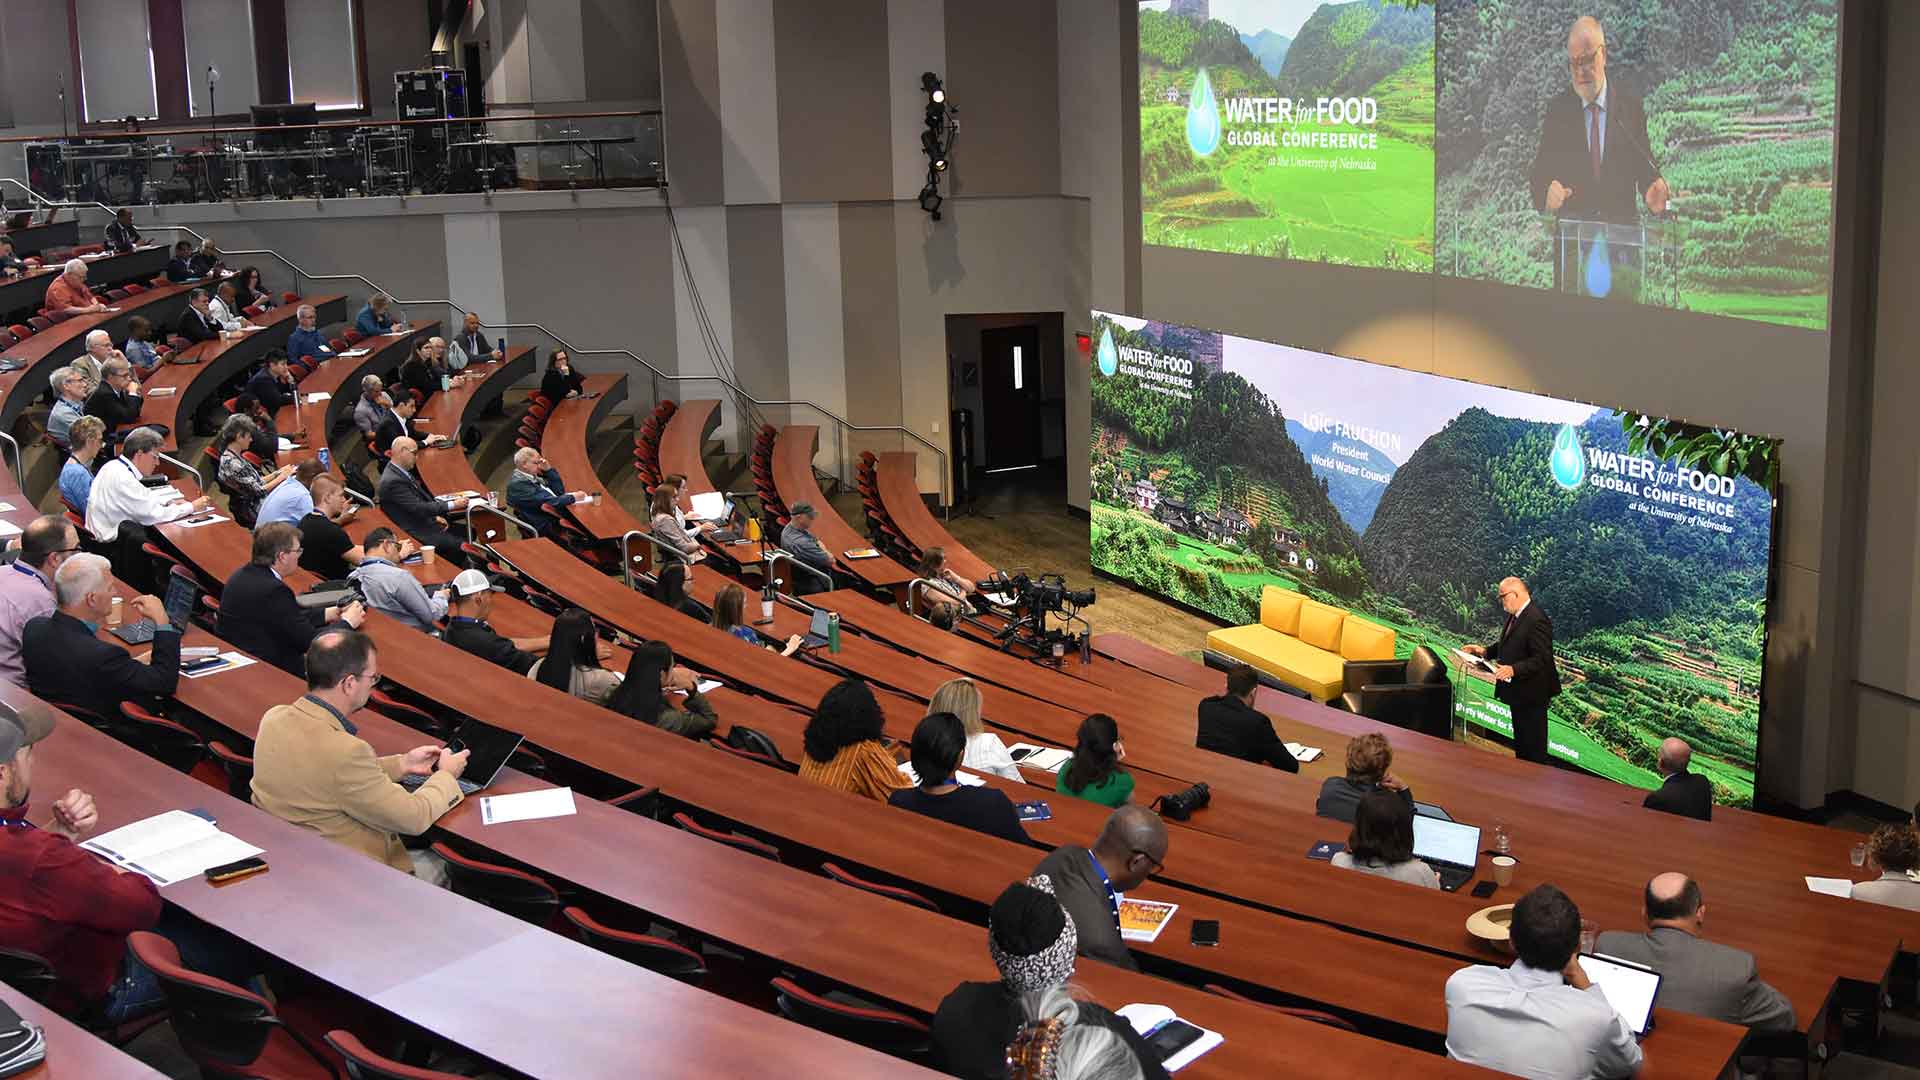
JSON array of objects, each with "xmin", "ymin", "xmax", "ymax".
[
  {"xmin": 978, "ymin": 571, "xmax": 1096, "ymax": 659},
  {"xmin": 980, "ymin": 572, "xmax": 1096, "ymax": 618}
]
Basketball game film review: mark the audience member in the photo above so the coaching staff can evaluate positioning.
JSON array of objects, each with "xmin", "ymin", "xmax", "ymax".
[
  {"xmin": 915, "ymin": 547, "xmax": 978, "ymax": 621},
  {"xmin": 931, "ymin": 676, "xmax": 1022, "ymax": 782},
  {"xmin": 373, "ymin": 393, "xmax": 414, "ymax": 456},
  {"xmin": 250, "ymin": 631, "xmax": 467, "ymax": 884},
  {"xmin": 528, "ymin": 607, "xmax": 620, "ymax": 706},
  {"xmin": 1196, "ymin": 661, "xmax": 1296, "ymax": 771},
  {"xmin": 22, "ymin": 554, "xmax": 180, "ymax": 722},
  {"xmin": 103, "ymin": 208, "xmax": 141, "ymax": 253},
  {"xmin": 257, "ymin": 459, "xmax": 324, "ymax": 526},
  {"xmin": 299, "ymin": 474, "xmax": 388, "ymax": 580},
  {"xmin": 45, "ymin": 366, "xmax": 88, "ymax": 448},
  {"xmin": 0, "ymin": 517, "xmax": 80, "ymax": 686},
  {"xmin": 83, "ymin": 355, "xmax": 143, "ymax": 438},
  {"xmin": 44, "ymin": 259, "xmax": 105, "ymax": 317},
  {"xmin": 176, "ymin": 288, "xmax": 220, "ymax": 344},
  {"xmin": 187, "ymin": 238, "xmax": 223, "ymax": 278},
  {"xmin": 931, "ymin": 877, "xmax": 1168, "ymax": 1080},
  {"xmin": 287, "ymin": 304, "xmax": 333, "ymax": 365},
  {"xmin": 208, "ymin": 282, "xmax": 247, "ymax": 331},
  {"xmin": 243, "ymin": 349, "xmax": 298, "ymax": 412},
  {"xmin": 449, "ymin": 312, "xmax": 495, "ymax": 369},
  {"xmin": 1642, "ymin": 738, "xmax": 1713, "ymax": 821},
  {"xmin": 354, "ymin": 294, "xmax": 398, "ymax": 338},
  {"xmin": 506, "ymin": 447, "xmax": 587, "ymax": 537},
  {"xmin": 650, "ymin": 487, "xmax": 704, "ymax": 561},
  {"xmin": 709, "ymin": 582, "xmax": 803, "ymax": 655},
  {"xmin": 74, "ymin": 328, "xmax": 113, "ymax": 387},
  {"xmin": 540, "ymin": 349, "xmax": 585, "ymax": 401},
  {"xmin": 353, "ymin": 375, "xmax": 391, "ymax": 437},
  {"xmin": 799, "ymin": 678, "xmax": 909, "ymax": 800},
  {"xmin": 233, "ymin": 266, "xmax": 272, "ymax": 311},
  {"xmin": 218, "ymin": 523, "xmax": 364, "ymax": 674},
  {"xmin": 1057, "ymin": 714, "xmax": 1133, "ymax": 809},
  {"xmin": 651, "ymin": 561, "xmax": 706, "ymax": 620},
  {"xmin": 779, "ymin": 502, "xmax": 835, "ymax": 586},
  {"xmin": 1316, "ymin": 732, "xmax": 1412, "ymax": 823},
  {"xmin": 889, "ymin": 712, "xmax": 1029, "ymax": 843},
  {"xmin": 1594, "ymin": 873, "xmax": 1793, "ymax": 1029},
  {"xmin": 607, "ymin": 641, "xmax": 717, "ymax": 738},
  {"xmin": 214, "ymin": 414, "xmax": 294, "ymax": 528},
  {"xmin": 376, "ymin": 436, "xmax": 470, "ymax": 564},
  {"xmin": 1851, "ymin": 824, "xmax": 1920, "ymax": 912},
  {"xmin": 349, "ymin": 528, "xmax": 449, "ymax": 631},
  {"xmin": 1331, "ymin": 790, "xmax": 1440, "ymax": 889},
  {"xmin": 0, "ymin": 236, "xmax": 27, "ymax": 277},
  {"xmin": 398, "ymin": 338, "xmax": 447, "ymax": 403},
  {"xmin": 444, "ymin": 569, "xmax": 544, "ymax": 674},
  {"xmin": 1005, "ymin": 986, "xmax": 1153, "ymax": 1080},
  {"xmin": 57, "ymin": 417, "xmax": 104, "ymax": 515},
  {"xmin": 1030, "ymin": 805, "xmax": 1169, "ymax": 972},
  {"xmin": 122, "ymin": 315, "xmax": 160, "ymax": 373},
  {"xmin": 1444, "ymin": 883, "xmax": 1642, "ymax": 1077},
  {"xmin": 164, "ymin": 240, "xmax": 196, "ymax": 282},
  {"xmin": 85, "ymin": 427, "xmax": 210, "ymax": 591},
  {"xmin": 230, "ymin": 393, "xmax": 284, "ymax": 466}
]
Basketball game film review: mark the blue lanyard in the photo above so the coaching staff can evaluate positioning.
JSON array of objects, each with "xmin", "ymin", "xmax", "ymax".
[
  {"xmin": 1087, "ymin": 849, "xmax": 1121, "ymax": 932},
  {"xmin": 12, "ymin": 563, "xmax": 44, "ymax": 586}
]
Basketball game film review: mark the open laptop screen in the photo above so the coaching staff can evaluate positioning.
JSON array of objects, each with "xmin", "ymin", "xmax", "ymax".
[
  {"xmin": 1411, "ymin": 816, "xmax": 1481, "ymax": 869},
  {"xmin": 1581, "ymin": 953, "xmax": 1662, "ymax": 1035},
  {"xmin": 689, "ymin": 490, "xmax": 727, "ymax": 521},
  {"xmin": 809, "ymin": 606, "xmax": 832, "ymax": 639}
]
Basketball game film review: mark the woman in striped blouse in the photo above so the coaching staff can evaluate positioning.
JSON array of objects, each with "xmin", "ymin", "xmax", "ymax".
[{"xmin": 798, "ymin": 679, "xmax": 911, "ymax": 802}]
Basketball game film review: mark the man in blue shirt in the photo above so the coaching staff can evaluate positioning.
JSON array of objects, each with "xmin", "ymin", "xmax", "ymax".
[
  {"xmin": 348, "ymin": 528, "xmax": 449, "ymax": 632},
  {"xmin": 257, "ymin": 459, "xmax": 323, "ymax": 526},
  {"xmin": 45, "ymin": 366, "xmax": 89, "ymax": 448},
  {"xmin": 286, "ymin": 304, "xmax": 332, "ymax": 365},
  {"xmin": 353, "ymin": 295, "xmax": 399, "ymax": 338}
]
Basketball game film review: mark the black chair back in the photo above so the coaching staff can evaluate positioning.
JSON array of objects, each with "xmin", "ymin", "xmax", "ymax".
[
  {"xmin": 1405, "ymin": 645, "xmax": 1447, "ymax": 684},
  {"xmin": 0, "ymin": 947, "xmax": 59, "ymax": 1003},
  {"xmin": 432, "ymin": 842, "xmax": 561, "ymax": 926}
]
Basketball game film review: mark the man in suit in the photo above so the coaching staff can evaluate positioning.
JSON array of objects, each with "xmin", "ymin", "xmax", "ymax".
[
  {"xmin": 373, "ymin": 395, "xmax": 416, "ymax": 458},
  {"xmin": 21, "ymin": 554, "xmax": 180, "ymax": 723},
  {"xmin": 1529, "ymin": 16, "xmax": 1668, "ymax": 229},
  {"xmin": 103, "ymin": 209, "xmax": 141, "ymax": 254},
  {"xmin": 175, "ymin": 288, "xmax": 220, "ymax": 344},
  {"xmin": 1594, "ymin": 873, "xmax": 1794, "ymax": 1030},
  {"xmin": 1463, "ymin": 576, "xmax": 1561, "ymax": 765},
  {"xmin": 250, "ymin": 630, "xmax": 468, "ymax": 883},
  {"xmin": 376, "ymin": 436, "xmax": 470, "ymax": 565},
  {"xmin": 353, "ymin": 375, "xmax": 392, "ymax": 439},
  {"xmin": 448, "ymin": 312, "xmax": 495, "ymax": 370},
  {"xmin": 1029, "ymin": 805, "xmax": 1169, "ymax": 973},
  {"xmin": 164, "ymin": 240, "xmax": 197, "ymax": 283},
  {"xmin": 242, "ymin": 349, "xmax": 297, "ymax": 413},
  {"xmin": 82, "ymin": 356, "xmax": 144, "ymax": 442},
  {"xmin": 1644, "ymin": 737, "xmax": 1713, "ymax": 821},
  {"xmin": 1196, "ymin": 662, "xmax": 1296, "ymax": 771},
  {"xmin": 216, "ymin": 523, "xmax": 364, "ymax": 675}
]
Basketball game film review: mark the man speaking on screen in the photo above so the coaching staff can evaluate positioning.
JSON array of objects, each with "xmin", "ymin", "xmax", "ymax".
[
  {"xmin": 1529, "ymin": 17, "xmax": 1669, "ymax": 227},
  {"xmin": 1463, "ymin": 577, "xmax": 1562, "ymax": 766}
]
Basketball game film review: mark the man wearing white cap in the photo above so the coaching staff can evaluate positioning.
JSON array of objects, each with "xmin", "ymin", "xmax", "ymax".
[{"xmin": 443, "ymin": 569, "xmax": 546, "ymax": 674}]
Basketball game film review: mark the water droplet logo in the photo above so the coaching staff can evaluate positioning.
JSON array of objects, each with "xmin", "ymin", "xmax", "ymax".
[
  {"xmin": 1186, "ymin": 69, "xmax": 1221, "ymax": 158},
  {"xmin": 1584, "ymin": 231, "xmax": 1612, "ymax": 298},
  {"xmin": 1549, "ymin": 424, "xmax": 1586, "ymax": 490},
  {"xmin": 1096, "ymin": 328, "xmax": 1119, "ymax": 377}
]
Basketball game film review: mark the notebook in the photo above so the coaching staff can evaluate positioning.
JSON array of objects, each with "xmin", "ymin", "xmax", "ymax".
[{"xmin": 79, "ymin": 810, "xmax": 263, "ymax": 886}]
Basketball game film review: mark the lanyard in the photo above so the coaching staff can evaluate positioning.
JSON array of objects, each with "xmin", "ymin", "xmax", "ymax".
[
  {"xmin": 11, "ymin": 562, "xmax": 44, "ymax": 586},
  {"xmin": 1087, "ymin": 849, "xmax": 1121, "ymax": 932}
]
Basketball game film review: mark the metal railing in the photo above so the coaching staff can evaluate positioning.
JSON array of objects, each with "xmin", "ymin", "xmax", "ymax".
[
  {"xmin": 1, "ymin": 176, "xmax": 952, "ymax": 512},
  {"xmin": 0, "ymin": 432, "xmax": 21, "ymax": 489},
  {"xmin": 464, "ymin": 498, "xmax": 533, "ymax": 544}
]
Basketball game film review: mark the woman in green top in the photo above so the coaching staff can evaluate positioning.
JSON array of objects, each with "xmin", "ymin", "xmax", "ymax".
[{"xmin": 1056, "ymin": 713, "xmax": 1133, "ymax": 807}]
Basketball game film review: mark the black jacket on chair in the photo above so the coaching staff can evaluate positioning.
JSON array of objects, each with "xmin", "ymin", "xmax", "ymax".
[
  {"xmin": 1195, "ymin": 693, "xmax": 1296, "ymax": 771},
  {"xmin": 1643, "ymin": 770, "xmax": 1713, "ymax": 821},
  {"xmin": 22, "ymin": 611, "xmax": 181, "ymax": 723},
  {"xmin": 216, "ymin": 563, "xmax": 328, "ymax": 675}
]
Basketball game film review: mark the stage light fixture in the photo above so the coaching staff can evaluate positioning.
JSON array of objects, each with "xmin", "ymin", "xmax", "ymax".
[
  {"xmin": 921, "ymin": 72, "xmax": 945, "ymax": 103},
  {"xmin": 916, "ymin": 71, "xmax": 957, "ymax": 221}
]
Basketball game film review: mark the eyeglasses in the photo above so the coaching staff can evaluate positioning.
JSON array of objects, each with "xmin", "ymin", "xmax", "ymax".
[
  {"xmin": 1131, "ymin": 849, "xmax": 1166, "ymax": 876},
  {"xmin": 1569, "ymin": 46, "xmax": 1604, "ymax": 71}
]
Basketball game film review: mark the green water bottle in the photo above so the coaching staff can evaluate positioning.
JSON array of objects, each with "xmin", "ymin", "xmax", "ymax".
[{"xmin": 827, "ymin": 611, "xmax": 841, "ymax": 654}]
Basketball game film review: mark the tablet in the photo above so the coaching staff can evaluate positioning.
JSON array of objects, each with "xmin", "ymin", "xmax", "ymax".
[
  {"xmin": 1580, "ymin": 952, "xmax": 1662, "ymax": 1035},
  {"xmin": 1412, "ymin": 800, "xmax": 1452, "ymax": 821}
]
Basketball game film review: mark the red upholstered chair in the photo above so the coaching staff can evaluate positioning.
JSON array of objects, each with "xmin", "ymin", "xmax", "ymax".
[
  {"xmin": 7, "ymin": 325, "xmax": 31, "ymax": 341},
  {"xmin": 608, "ymin": 786, "xmax": 661, "ymax": 817},
  {"xmin": 561, "ymin": 908, "xmax": 707, "ymax": 981},
  {"xmin": 123, "ymin": 283, "xmax": 147, "ymax": 295},
  {"xmin": 669, "ymin": 811, "xmax": 780, "ymax": 862},
  {"xmin": 1202, "ymin": 983, "xmax": 1358, "ymax": 1031},
  {"xmin": 366, "ymin": 690, "xmax": 443, "ymax": 737},
  {"xmin": 324, "ymin": 1030, "xmax": 460, "ymax": 1080},
  {"xmin": 27, "ymin": 316, "xmax": 52, "ymax": 332},
  {"xmin": 342, "ymin": 329, "xmax": 364, "ymax": 344},
  {"xmin": 705, "ymin": 737, "xmax": 788, "ymax": 772},
  {"xmin": 127, "ymin": 932, "xmax": 338, "ymax": 1079},
  {"xmin": 207, "ymin": 741, "xmax": 255, "ymax": 801},
  {"xmin": 430, "ymin": 842, "xmax": 560, "ymax": 927},
  {"xmin": 820, "ymin": 862, "xmax": 940, "ymax": 912},
  {"xmin": 116, "ymin": 702, "xmax": 206, "ymax": 774},
  {"xmin": 770, "ymin": 976, "xmax": 931, "ymax": 1059},
  {"xmin": 329, "ymin": 337, "xmax": 348, "ymax": 353},
  {"xmin": 71, "ymin": 243, "xmax": 104, "ymax": 256},
  {"xmin": 281, "ymin": 291, "xmax": 300, "ymax": 305}
]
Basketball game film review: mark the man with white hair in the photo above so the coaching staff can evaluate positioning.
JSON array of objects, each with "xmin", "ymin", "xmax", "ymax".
[
  {"xmin": 22, "ymin": 553, "xmax": 181, "ymax": 721},
  {"xmin": 354, "ymin": 374, "xmax": 392, "ymax": 438},
  {"xmin": 45, "ymin": 366, "xmax": 89, "ymax": 448},
  {"xmin": 505, "ymin": 446, "xmax": 589, "ymax": 537},
  {"xmin": 70, "ymin": 328, "xmax": 115, "ymax": 387},
  {"xmin": 287, "ymin": 304, "xmax": 333, "ymax": 365},
  {"xmin": 83, "ymin": 354, "xmax": 144, "ymax": 440},
  {"xmin": 1462, "ymin": 576, "xmax": 1562, "ymax": 765},
  {"xmin": 1529, "ymin": 15, "xmax": 1668, "ymax": 228},
  {"xmin": 86, "ymin": 427, "xmax": 210, "ymax": 592},
  {"xmin": 43, "ymin": 259, "xmax": 105, "ymax": 317}
]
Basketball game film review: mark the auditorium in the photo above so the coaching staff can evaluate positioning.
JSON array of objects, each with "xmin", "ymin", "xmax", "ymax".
[{"xmin": 0, "ymin": 1, "xmax": 1914, "ymax": 1077}]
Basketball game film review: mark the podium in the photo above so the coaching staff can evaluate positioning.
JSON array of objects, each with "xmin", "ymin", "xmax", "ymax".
[{"xmin": 1552, "ymin": 217, "xmax": 1681, "ymax": 305}]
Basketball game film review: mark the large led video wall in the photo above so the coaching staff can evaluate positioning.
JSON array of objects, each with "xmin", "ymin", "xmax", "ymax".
[
  {"xmin": 1090, "ymin": 310, "xmax": 1779, "ymax": 803},
  {"xmin": 1139, "ymin": 0, "xmax": 1836, "ymax": 329}
]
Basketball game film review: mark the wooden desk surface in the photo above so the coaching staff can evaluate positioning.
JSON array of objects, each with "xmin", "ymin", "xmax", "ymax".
[
  {"xmin": 874, "ymin": 450, "xmax": 995, "ymax": 583},
  {"xmin": 0, "ymin": 281, "xmax": 193, "ymax": 433},
  {"xmin": 134, "ymin": 295, "xmax": 346, "ymax": 453},
  {"xmin": 273, "ymin": 322, "xmax": 436, "ymax": 451},
  {"xmin": 14, "ymin": 683, "xmax": 925, "ymax": 1079},
  {"xmin": 538, "ymin": 373, "xmax": 641, "ymax": 541},
  {"xmin": 0, "ymin": 982, "xmax": 165, "ymax": 1079},
  {"xmin": 657, "ymin": 397, "xmax": 721, "ymax": 503},
  {"xmin": 770, "ymin": 424, "xmax": 914, "ymax": 589}
]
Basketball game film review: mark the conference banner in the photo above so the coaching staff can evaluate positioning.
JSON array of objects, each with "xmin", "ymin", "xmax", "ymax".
[
  {"xmin": 1139, "ymin": 0, "xmax": 1436, "ymax": 270},
  {"xmin": 1089, "ymin": 310, "xmax": 1778, "ymax": 803}
]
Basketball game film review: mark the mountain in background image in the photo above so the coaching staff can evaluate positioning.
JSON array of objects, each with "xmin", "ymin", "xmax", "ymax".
[
  {"xmin": 1240, "ymin": 29, "xmax": 1292, "ymax": 77},
  {"xmin": 1276, "ymin": 0, "xmax": 1432, "ymax": 100},
  {"xmin": 1286, "ymin": 419, "xmax": 1398, "ymax": 533}
]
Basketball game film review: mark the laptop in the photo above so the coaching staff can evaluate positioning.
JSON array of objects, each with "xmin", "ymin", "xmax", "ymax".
[
  {"xmin": 1579, "ymin": 952, "xmax": 1663, "ymax": 1035},
  {"xmin": 109, "ymin": 573, "xmax": 201, "ymax": 645},
  {"xmin": 797, "ymin": 606, "xmax": 833, "ymax": 650},
  {"xmin": 400, "ymin": 720, "xmax": 524, "ymax": 796},
  {"xmin": 688, "ymin": 490, "xmax": 729, "ymax": 521},
  {"xmin": 1411, "ymin": 815, "xmax": 1481, "ymax": 892}
]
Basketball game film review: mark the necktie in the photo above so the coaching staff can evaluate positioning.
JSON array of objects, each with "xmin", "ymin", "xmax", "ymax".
[
  {"xmin": 1587, "ymin": 103, "xmax": 1602, "ymax": 178},
  {"xmin": 1502, "ymin": 613, "xmax": 1516, "ymax": 642}
]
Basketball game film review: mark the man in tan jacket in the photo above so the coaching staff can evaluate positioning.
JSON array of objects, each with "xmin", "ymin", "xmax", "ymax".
[{"xmin": 251, "ymin": 630, "xmax": 468, "ymax": 884}]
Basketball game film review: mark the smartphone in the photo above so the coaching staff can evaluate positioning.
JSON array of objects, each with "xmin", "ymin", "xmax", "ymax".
[
  {"xmin": 1146, "ymin": 1019, "xmax": 1207, "ymax": 1062},
  {"xmin": 1471, "ymin": 880, "xmax": 1499, "ymax": 898},
  {"xmin": 443, "ymin": 738, "xmax": 467, "ymax": 755},
  {"xmin": 317, "ymin": 446, "xmax": 332, "ymax": 471},
  {"xmin": 1009, "ymin": 747, "xmax": 1034, "ymax": 761},
  {"xmin": 1190, "ymin": 919, "xmax": 1221, "ymax": 947},
  {"xmin": 205, "ymin": 856, "xmax": 267, "ymax": 883}
]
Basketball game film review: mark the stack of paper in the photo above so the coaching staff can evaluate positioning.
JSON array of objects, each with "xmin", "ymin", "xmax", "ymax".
[
  {"xmin": 480, "ymin": 787, "xmax": 577, "ymax": 825},
  {"xmin": 80, "ymin": 810, "xmax": 263, "ymax": 886},
  {"xmin": 1805, "ymin": 876, "xmax": 1853, "ymax": 898}
]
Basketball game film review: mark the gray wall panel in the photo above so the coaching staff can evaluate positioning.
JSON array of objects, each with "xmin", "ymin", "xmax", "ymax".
[
  {"xmin": 659, "ymin": 0, "xmax": 725, "ymax": 204},
  {"xmin": 725, "ymin": 202, "xmax": 790, "ymax": 401},
  {"xmin": 839, "ymin": 201, "xmax": 903, "ymax": 434},
  {"xmin": 774, "ymin": 0, "xmax": 892, "ymax": 205},
  {"xmin": 583, "ymin": 0, "xmax": 661, "ymax": 105},
  {"xmin": 943, "ymin": 0, "xmax": 1061, "ymax": 198}
]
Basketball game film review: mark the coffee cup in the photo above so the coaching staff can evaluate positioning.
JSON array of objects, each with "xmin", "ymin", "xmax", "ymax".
[{"xmin": 1491, "ymin": 855, "xmax": 1516, "ymax": 887}]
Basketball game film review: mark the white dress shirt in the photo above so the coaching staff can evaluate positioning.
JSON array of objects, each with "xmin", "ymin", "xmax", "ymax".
[
  {"xmin": 962, "ymin": 731, "xmax": 1023, "ymax": 782},
  {"xmin": 208, "ymin": 296, "xmax": 247, "ymax": 331},
  {"xmin": 86, "ymin": 457, "xmax": 197, "ymax": 541},
  {"xmin": 1445, "ymin": 961, "xmax": 1642, "ymax": 1079}
]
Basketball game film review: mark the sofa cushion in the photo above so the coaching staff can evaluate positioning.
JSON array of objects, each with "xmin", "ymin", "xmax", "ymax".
[
  {"xmin": 1296, "ymin": 599, "xmax": 1347, "ymax": 652},
  {"xmin": 1339, "ymin": 617, "xmax": 1396, "ymax": 661},
  {"xmin": 1206, "ymin": 624, "xmax": 1346, "ymax": 701},
  {"xmin": 1259, "ymin": 587, "xmax": 1303, "ymax": 636}
]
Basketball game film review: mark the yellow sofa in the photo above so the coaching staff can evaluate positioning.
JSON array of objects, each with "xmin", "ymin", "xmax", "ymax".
[{"xmin": 1205, "ymin": 587, "xmax": 1397, "ymax": 702}]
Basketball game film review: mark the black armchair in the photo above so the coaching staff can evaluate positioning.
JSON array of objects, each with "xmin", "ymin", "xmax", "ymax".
[{"xmin": 1341, "ymin": 646, "xmax": 1452, "ymax": 739}]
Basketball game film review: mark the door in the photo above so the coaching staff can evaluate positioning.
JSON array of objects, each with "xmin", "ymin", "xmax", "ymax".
[{"xmin": 979, "ymin": 326, "xmax": 1041, "ymax": 472}]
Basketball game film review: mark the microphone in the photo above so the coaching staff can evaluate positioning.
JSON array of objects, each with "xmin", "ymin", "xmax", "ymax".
[{"xmin": 207, "ymin": 65, "xmax": 221, "ymax": 84}]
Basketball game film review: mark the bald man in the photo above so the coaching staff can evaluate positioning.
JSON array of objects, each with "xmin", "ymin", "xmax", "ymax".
[
  {"xmin": 375, "ymin": 434, "xmax": 470, "ymax": 565},
  {"xmin": 1530, "ymin": 16, "xmax": 1667, "ymax": 232},
  {"xmin": 1463, "ymin": 577, "xmax": 1560, "ymax": 764},
  {"xmin": 1594, "ymin": 874, "xmax": 1793, "ymax": 1030},
  {"xmin": 1030, "ymin": 804, "xmax": 1170, "ymax": 972},
  {"xmin": 1643, "ymin": 737, "xmax": 1713, "ymax": 821}
]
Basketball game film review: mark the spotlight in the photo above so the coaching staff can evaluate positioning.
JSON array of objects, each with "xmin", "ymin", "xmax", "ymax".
[
  {"xmin": 916, "ymin": 71, "xmax": 956, "ymax": 221},
  {"xmin": 921, "ymin": 72, "xmax": 945, "ymax": 103},
  {"xmin": 918, "ymin": 181, "xmax": 943, "ymax": 220}
]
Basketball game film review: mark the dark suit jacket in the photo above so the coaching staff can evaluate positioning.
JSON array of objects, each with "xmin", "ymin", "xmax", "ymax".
[
  {"xmin": 1031, "ymin": 845, "xmax": 1136, "ymax": 972},
  {"xmin": 506, "ymin": 468, "xmax": 574, "ymax": 538},
  {"xmin": 444, "ymin": 617, "xmax": 539, "ymax": 675},
  {"xmin": 22, "ymin": 610, "xmax": 181, "ymax": 723},
  {"xmin": 1315, "ymin": 775, "xmax": 1413, "ymax": 823},
  {"xmin": 377, "ymin": 461, "xmax": 446, "ymax": 540},
  {"xmin": 1592, "ymin": 926, "xmax": 1793, "ymax": 1030},
  {"xmin": 83, "ymin": 386, "xmax": 143, "ymax": 432},
  {"xmin": 1643, "ymin": 770, "xmax": 1713, "ymax": 821},
  {"xmin": 1487, "ymin": 604, "xmax": 1561, "ymax": 708},
  {"xmin": 1529, "ymin": 84, "xmax": 1661, "ymax": 226},
  {"xmin": 1196, "ymin": 693, "xmax": 1296, "ymax": 771},
  {"xmin": 244, "ymin": 369, "xmax": 296, "ymax": 413},
  {"xmin": 372, "ymin": 411, "xmax": 407, "ymax": 457},
  {"xmin": 176, "ymin": 307, "xmax": 218, "ymax": 344},
  {"xmin": 165, "ymin": 257, "xmax": 197, "ymax": 283},
  {"xmin": 540, "ymin": 366, "xmax": 584, "ymax": 402},
  {"xmin": 398, "ymin": 359, "xmax": 441, "ymax": 404},
  {"xmin": 216, "ymin": 563, "xmax": 328, "ymax": 675}
]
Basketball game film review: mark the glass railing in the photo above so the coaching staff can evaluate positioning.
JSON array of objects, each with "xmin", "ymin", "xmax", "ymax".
[{"xmin": 5, "ymin": 110, "xmax": 662, "ymax": 204}]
